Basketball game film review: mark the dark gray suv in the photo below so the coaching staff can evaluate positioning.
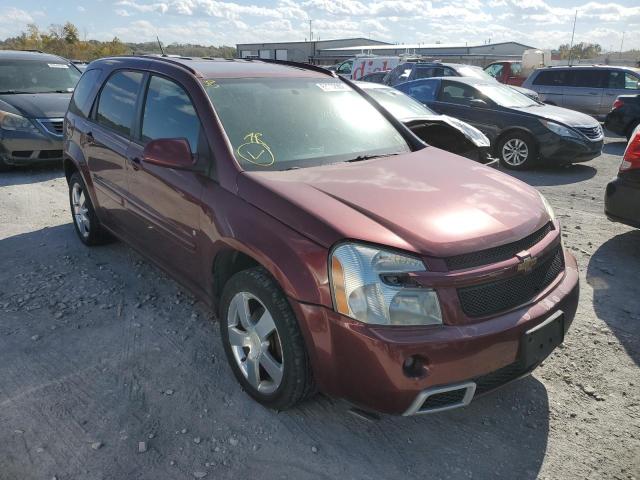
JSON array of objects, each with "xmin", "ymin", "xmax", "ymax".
[
  {"xmin": 522, "ymin": 65, "xmax": 640, "ymax": 119},
  {"xmin": 0, "ymin": 50, "xmax": 81, "ymax": 170}
]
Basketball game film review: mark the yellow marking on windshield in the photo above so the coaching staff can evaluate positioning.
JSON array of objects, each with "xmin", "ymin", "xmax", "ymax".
[
  {"xmin": 237, "ymin": 132, "xmax": 275, "ymax": 167},
  {"xmin": 204, "ymin": 79, "xmax": 219, "ymax": 88}
]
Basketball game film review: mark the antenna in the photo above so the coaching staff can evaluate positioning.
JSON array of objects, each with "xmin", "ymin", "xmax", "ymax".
[
  {"xmin": 157, "ymin": 35, "xmax": 166, "ymax": 57},
  {"xmin": 568, "ymin": 10, "xmax": 577, "ymax": 66}
]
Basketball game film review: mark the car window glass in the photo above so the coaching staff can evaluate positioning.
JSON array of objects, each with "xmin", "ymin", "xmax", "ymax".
[
  {"xmin": 625, "ymin": 73, "xmax": 640, "ymax": 90},
  {"xmin": 0, "ymin": 60, "xmax": 81, "ymax": 94},
  {"xmin": 386, "ymin": 64, "xmax": 406, "ymax": 85},
  {"xmin": 568, "ymin": 70, "xmax": 606, "ymax": 88},
  {"xmin": 366, "ymin": 86, "xmax": 437, "ymax": 117},
  {"xmin": 442, "ymin": 67, "xmax": 457, "ymax": 77},
  {"xmin": 414, "ymin": 67, "xmax": 442, "ymax": 79},
  {"xmin": 141, "ymin": 76, "xmax": 201, "ymax": 152},
  {"xmin": 402, "ymin": 82, "xmax": 438, "ymax": 103},
  {"xmin": 532, "ymin": 70, "xmax": 567, "ymax": 86},
  {"xmin": 69, "ymin": 69, "xmax": 101, "ymax": 118},
  {"xmin": 96, "ymin": 71, "xmax": 143, "ymax": 137},
  {"xmin": 439, "ymin": 82, "xmax": 481, "ymax": 105},
  {"xmin": 485, "ymin": 64, "xmax": 503, "ymax": 78},
  {"xmin": 337, "ymin": 62, "xmax": 352, "ymax": 74},
  {"xmin": 511, "ymin": 62, "xmax": 523, "ymax": 75}
]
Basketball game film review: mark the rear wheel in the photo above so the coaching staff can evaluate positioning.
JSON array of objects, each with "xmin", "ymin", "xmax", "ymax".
[
  {"xmin": 68, "ymin": 171, "xmax": 113, "ymax": 246},
  {"xmin": 497, "ymin": 131, "xmax": 538, "ymax": 170},
  {"xmin": 220, "ymin": 267, "xmax": 314, "ymax": 410}
]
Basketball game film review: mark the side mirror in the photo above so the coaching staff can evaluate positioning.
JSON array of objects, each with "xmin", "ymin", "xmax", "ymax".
[
  {"xmin": 470, "ymin": 98, "xmax": 487, "ymax": 107},
  {"xmin": 143, "ymin": 138, "xmax": 194, "ymax": 170}
]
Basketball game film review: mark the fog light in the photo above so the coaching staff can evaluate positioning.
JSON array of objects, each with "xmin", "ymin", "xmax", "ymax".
[{"xmin": 403, "ymin": 355, "xmax": 428, "ymax": 378}]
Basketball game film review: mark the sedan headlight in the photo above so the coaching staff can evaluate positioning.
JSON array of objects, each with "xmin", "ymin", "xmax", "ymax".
[
  {"xmin": 0, "ymin": 110, "xmax": 39, "ymax": 133},
  {"xmin": 330, "ymin": 243, "xmax": 442, "ymax": 326},
  {"xmin": 541, "ymin": 120, "xmax": 580, "ymax": 139},
  {"xmin": 539, "ymin": 192, "xmax": 556, "ymax": 222}
]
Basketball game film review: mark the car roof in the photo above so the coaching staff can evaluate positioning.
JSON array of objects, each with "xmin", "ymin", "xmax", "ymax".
[
  {"xmin": 405, "ymin": 76, "xmax": 493, "ymax": 87},
  {"xmin": 93, "ymin": 56, "xmax": 333, "ymax": 79},
  {"xmin": 0, "ymin": 49, "xmax": 71, "ymax": 63},
  {"xmin": 538, "ymin": 65, "xmax": 640, "ymax": 73}
]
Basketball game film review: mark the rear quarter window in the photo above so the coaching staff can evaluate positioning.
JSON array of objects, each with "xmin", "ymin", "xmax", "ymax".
[{"xmin": 68, "ymin": 69, "xmax": 102, "ymax": 118}]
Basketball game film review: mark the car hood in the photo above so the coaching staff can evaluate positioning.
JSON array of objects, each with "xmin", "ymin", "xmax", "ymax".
[
  {"xmin": 237, "ymin": 149, "xmax": 550, "ymax": 257},
  {"xmin": 513, "ymin": 103, "xmax": 598, "ymax": 127},
  {"xmin": 0, "ymin": 93, "xmax": 72, "ymax": 119}
]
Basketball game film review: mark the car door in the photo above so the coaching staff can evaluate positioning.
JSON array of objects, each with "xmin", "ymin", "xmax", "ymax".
[
  {"xmin": 563, "ymin": 69, "xmax": 606, "ymax": 116},
  {"xmin": 125, "ymin": 74, "xmax": 210, "ymax": 290},
  {"xmin": 85, "ymin": 70, "xmax": 144, "ymax": 228},
  {"xmin": 429, "ymin": 80, "xmax": 502, "ymax": 141},
  {"xmin": 602, "ymin": 70, "xmax": 640, "ymax": 117}
]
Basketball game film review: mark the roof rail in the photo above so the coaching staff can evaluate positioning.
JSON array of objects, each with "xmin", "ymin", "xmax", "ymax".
[
  {"xmin": 138, "ymin": 54, "xmax": 200, "ymax": 76},
  {"xmin": 258, "ymin": 59, "xmax": 336, "ymax": 77}
]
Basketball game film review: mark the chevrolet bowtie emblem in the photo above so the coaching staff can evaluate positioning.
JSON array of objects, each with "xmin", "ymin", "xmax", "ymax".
[{"xmin": 516, "ymin": 251, "xmax": 537, "ymax": 273}]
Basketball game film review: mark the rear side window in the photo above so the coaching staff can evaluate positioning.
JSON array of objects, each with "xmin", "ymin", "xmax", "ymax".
[
  {"xmin": 414, "ymin": 67, "xmax": 443, "ymax": 79},
  {"xmin": 68, "ymin": 69, "xmax": 101, "ymax": 118},
  {"xmin": 96, "ymin": 71, "xmax": 144, "ymax": 137},
  {"xmin": 607, "ymin": 70, "xmax": 640, "ymax": 90},
  {"xmin": 532, "ymin": 70, "xmax": 567, "ymax": 86},
  {"xmin": 399, "ymin": 81, "xmax": 438, "ymax": 103},
  {"xmin": 567, "ymin": 69, "xmax": 607, "ymax": 88},
  {"xmin": 141, "ymin": 76, "xmax": 201, "ymax": 152}
]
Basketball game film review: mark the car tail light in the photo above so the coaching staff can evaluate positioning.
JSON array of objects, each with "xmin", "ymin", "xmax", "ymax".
[
  {"xmin": 612, "ymin": 98, "xmax": 624, "ymax": 110},
  {"xmin": 620, "ymin": 132, "xmax": 640, "ymax": 172}
]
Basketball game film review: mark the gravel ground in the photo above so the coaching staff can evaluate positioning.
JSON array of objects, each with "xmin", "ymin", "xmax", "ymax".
[{"xmin": 0, "ymin": 135, "xmax": 638, "ymax": 480}]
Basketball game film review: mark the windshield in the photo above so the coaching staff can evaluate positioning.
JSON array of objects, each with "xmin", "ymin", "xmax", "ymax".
[
  {"xmin": 204, "ymin": 78, "xmax": 410, "ymax": 171},
  {"xmin": 456, "ymin": 65, "xmax": 496, "ymax": 82},
  {"xmin": 0, "ymin": 60, "xmax": 81, "ymax": 94},
  {"xmin": 475, "ymin": 83, "xmax": 539, "ymax": 107},
  {"xmin": 364, "ymin": 87, "xmax": 437, "ymax": 120}
]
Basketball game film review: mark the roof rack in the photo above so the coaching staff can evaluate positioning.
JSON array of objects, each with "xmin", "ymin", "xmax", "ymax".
[{"xmin": 258, "ymin": 59, "xmax": 335, "ymax": 77}]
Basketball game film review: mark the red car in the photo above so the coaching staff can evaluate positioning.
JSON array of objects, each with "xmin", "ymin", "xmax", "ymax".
[
  {"xmin": 63, "ymin": 57, "xmax": 579, "ymax": 416},
  {"xmin": 484, "ymin": 61, "xmax": 526, "ymax": 86}
]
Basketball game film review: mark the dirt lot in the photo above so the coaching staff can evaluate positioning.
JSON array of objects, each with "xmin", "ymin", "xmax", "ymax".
[{"xmin": 0, "ymin": 135, "xmax": 638, "ymax": 480}]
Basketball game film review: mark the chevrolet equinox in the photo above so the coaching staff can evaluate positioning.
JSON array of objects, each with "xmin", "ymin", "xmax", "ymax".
[{"xmin": 63, "ymin": 57, "xmax": 579, "ymax": 416}]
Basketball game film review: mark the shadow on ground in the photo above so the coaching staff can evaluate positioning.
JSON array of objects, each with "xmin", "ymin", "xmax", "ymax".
[
  {"xmin": 587, "ymin": 229, "xmax": 640, "ymax": 365},
  {"xmin": 0, "ymin": 225, "xmax": 552, "ymax": 480},
  {"xmin": 503, "ymin": 163, "xmax": 597, "ymax": 186},
  {"xmin": 0, "ymin": 164, "xmax": 63, "ymax": 187}
]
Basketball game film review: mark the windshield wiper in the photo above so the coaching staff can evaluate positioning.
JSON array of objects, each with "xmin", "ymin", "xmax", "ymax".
[{"xmin": 345, "ymin": 153, "xmax": 399, "ymax": 163}]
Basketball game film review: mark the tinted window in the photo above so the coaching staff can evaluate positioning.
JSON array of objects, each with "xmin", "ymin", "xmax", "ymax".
[
  {"xmin": 532, "ymin": 70, "xmax": 567, "ymax": 86},
  {"xmin": 607, "ymin": 70, "xmax": 640, "ymax": 90},
  {"xmin": 414, "ymin": 67, "xmax": 443, "ymax": 79},
  {"xmin": 385, "ymin": 64, "xmax": 411, "ymax": 86},
  {"xmin": 398, "ymin": 81, "xmax": 438, "ymax": 103},
  {"xmin": 96, "ymin": 71, "xmax": 143, "ymax": 137},
  {"xmin": 442, "ymin": 67, "xmax": 457, "ymax": 77},
  {"xmin": 141, "ymin": 76, "xmax": 201, "ymax": 152},
  {"xmin": 439, "ymin": 81, "xmax": 483, "ymax": 105},
  {"xmin": 69, "ymin": 69, "xmax": 101, "ymax": 118},
  {"xmin": 567, "ymin": 70, "xmax": 606, "ymax": 88},
  {"xmin": 0, "ymin": 59, "xmax": 81, "ymax": 94}
]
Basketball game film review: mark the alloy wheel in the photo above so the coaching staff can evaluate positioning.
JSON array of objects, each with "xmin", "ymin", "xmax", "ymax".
[
  {"xmin": 227, "ymin": 291, "xmax": 284, "ymax": 395},
  {"xmin": 502, "ymin": 138, "xmax": 529, "ymax": 166},
  {"xmin": 71, "ymin": 182, "xmax": 90, "ymax": 238}
]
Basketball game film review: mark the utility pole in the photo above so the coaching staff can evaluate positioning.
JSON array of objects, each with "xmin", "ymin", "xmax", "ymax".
[
  {"xmin": 568, "ymin": 10, "xmax": 577, "ymax": 66},
  {"xmin": 619, "ymin": 31, "xmax": 625, "ymax": 58},
  {"xmin": 308, "ymin": 20, "xmax": 313, "ymax": 42}
]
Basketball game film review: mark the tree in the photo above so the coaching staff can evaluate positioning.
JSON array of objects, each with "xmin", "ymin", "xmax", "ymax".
[{"xmin": 63, "ymin": 22, "xmax": 79, "ymax": 44}]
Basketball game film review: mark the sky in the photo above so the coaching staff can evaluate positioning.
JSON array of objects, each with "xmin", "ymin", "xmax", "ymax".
[{"xmin": 0, "ymin": 0, "xmax": 638, "ymax": 50}]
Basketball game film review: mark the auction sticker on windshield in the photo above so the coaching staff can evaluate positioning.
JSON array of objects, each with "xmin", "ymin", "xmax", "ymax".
[{"xmin": 316, "ymin": 83, "xmax": 350, "ymax": 92}]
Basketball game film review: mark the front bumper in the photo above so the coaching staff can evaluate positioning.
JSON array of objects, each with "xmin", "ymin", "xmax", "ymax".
[
  {"xmin": 0, "ymin": 127, "xmax": 63, "ymax": 166},
  {"xmin": 292, "ymin": 249, "xmax": 579, "ymax": 415},
  {"xmin": 539, "ymin": 135, "xmax": 603, "ymax": 164},
  {"xmin": 605, "ymin": 175, "xmax": 640, "ymax": 228}
]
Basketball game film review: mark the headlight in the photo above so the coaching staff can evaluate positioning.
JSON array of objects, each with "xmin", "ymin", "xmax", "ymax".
[
  {"xmin": 329, "ymin": 243, "xmax": 442, "ymax": 326},
  {"xmin": 541, "ymin": 120, "xmax": 580, "ymax": 139},
  {"xmin": 539, "ymin": 192, "xmax": 555, "ymax": 222},
  {"xmin": 0, "ymin": 110, "xmax": 39, "ymax": 133},
  {"xmin": 444, "ymin": 116, "xmax": 490, "ymax": 147}
]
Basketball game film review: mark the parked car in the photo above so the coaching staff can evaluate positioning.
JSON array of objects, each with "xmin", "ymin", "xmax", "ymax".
[
  {"xmin": 605, "ymin": 124, "xmax": 640, "ymax": 228},
  {"xmin": 357, "ymin": 82, "xmax": 492, "ymax": 163},
  {"xmin": 522, "ymin": 65, "xmax": 640, "ymax": 119},
  {"xmin": 64, "ymin": 57, "xmax": 578, "ymax": 416},
  {"xmin": 383, "ymin": 61, "xmax": 540, "ymax": 101},
  {"xmin": 484, "ymin": 60, "xmax": 526, "ymax": 86},
  {"xmin": 396, "ymin": 77, "xmax": 604, "ymax": 169},
  {"xmin": 0, "ymin": 50, "xmax": 81, "ymax": 170},
  {"xmin": 360, "ymin": 71, "xmax": 388, "ymax": 83},
  {"xmin": 604, "ymin": 94, "xmax": 640, "ymax": 140}
]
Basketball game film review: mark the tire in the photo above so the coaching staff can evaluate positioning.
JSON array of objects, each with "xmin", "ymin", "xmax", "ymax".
[
  {"xmin": 68, "ymin": 171, "xmax": 113, "ymax": 246},
  {"xmin": 219, "ymin": 267, "xmax": 314, "ymax": 410},
  {"xmin": 497, "ymin": 131, "xmax": 538, "ymax": 170}
]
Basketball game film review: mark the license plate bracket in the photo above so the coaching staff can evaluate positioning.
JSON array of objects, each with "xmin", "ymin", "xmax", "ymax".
[{"xmin": 520, "ymin": 311, "xmax": 565, "ymax": 368}]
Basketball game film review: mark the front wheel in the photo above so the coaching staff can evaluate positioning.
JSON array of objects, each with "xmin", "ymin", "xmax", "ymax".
[
  {"xmin": 497, "ymin": 132, "xmax": 538, "ymax": 170},
  {"xmin": 220, "ymin": 267, "xmax": 314, "ymax": 410}
]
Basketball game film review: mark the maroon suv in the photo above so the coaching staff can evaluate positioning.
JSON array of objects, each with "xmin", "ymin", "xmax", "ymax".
[{"xmin": 63, "ymin": 57, "xmax": 579, "ymax": 416}]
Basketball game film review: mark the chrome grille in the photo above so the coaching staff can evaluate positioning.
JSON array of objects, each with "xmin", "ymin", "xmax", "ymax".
[{"xmin": 576, "ymin": 125, "xmax": 603, "ymax": 141}]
